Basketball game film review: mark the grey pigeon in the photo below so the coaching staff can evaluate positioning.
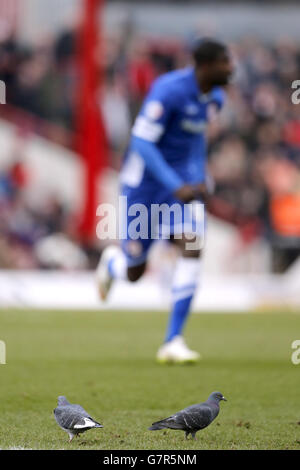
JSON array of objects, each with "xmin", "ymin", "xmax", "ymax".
[
  {"xmin": 149, "ymin": 391, "xmax": 227, "ymax": 440},
  {"xmin": 53, "ymin": 396, "xmax": 103, "ymax": 442}
]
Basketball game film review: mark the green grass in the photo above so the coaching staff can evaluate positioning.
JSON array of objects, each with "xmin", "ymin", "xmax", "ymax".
[{"xmin": 0, "ymin": 309, "xmax": 299, "ymax": 450}]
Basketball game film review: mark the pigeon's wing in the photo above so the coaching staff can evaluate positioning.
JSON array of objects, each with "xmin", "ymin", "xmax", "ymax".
[
  {"xmin": 165, "ymin": 405, "xmax": 213, "ymax": 431},
  {"xmin": 54, "ymin": 406, "xmax": 82, "ymax": 430},
  {"xmin": 71, "ymin": 404, "xmax": 103, "ymax": 426},
  {"xmin": 70, "ymin": 404, "xmax": 90, "ymax": 417},
  {"xmin": 150, "ymin": 403, "xmax": 215, "ymax": 432},
  {"xmin": 183, "ymin": 404, "xmax": 214, "ymax": 430},
  {"xmin": 54, "ymin": 406, "xmax": 101, "ymax": 431},
  {"xmin": 151, "ymin": 408, "xmax": 200, "ymax": 431},
  {"xmin": 153, "ymin": 413, "xmax": 188, "ymax": 430}
]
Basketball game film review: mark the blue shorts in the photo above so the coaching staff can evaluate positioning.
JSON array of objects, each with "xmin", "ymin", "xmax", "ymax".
[{"xmin": 120, "ymin": 184, "xmax": 205, "ymax": 267}]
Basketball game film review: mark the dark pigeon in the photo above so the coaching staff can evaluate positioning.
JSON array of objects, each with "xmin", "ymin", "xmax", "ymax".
[
  {"xmin": 149, "ymin": 391, "xmax": 227, "ymax": 440},
  {"xmin": 54, "ymin": 396, "xmax": 103, "ymax": 442}
]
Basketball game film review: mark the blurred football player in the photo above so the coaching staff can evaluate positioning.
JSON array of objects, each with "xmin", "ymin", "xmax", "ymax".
[{"xmin": 97, "ymin": 38, "xmax": 233, "ymax": 363}]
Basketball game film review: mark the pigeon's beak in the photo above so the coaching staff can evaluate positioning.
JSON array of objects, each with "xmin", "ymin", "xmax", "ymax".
[{"xmin": 222, "ymin": 396, "xmax": 227, "ymax": 401}]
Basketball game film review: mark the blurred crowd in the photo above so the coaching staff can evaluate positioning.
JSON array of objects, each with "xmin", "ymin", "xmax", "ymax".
[
  {"xmin": 0, "ymin": 158, "xmax": 93, "ymax": 269},
  {"xmin": 0, "ymin": 25, "xmax": 300, "ymax": 271},
  {"xmin": 208, "ymin": 37, "xmax": 300, "ymax": 271}
]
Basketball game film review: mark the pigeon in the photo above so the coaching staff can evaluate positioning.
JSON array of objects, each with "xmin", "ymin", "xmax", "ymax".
[
  {"xmin": 148, "ymin": 391, "xmax": 227, "ymax": 440},
  {"xmin": 53, "ymin": 396, "xmax": 103, "ymax": 442}
]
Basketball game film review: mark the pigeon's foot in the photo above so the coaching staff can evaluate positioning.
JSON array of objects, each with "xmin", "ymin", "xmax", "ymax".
[
  {"xmin": 156, "ymin": 336, "xmax": 201, "ymax": 364},
  {"xmin": 68, "ymin": 432, "xmax": 75, "ymax": 442},
  {"xmin": 96, "ymin": 245, "xmax": 119, "ymax": 301},
  {"xmin": 185, "ymin": 431, "xmax": 197, "ymax": 440}
]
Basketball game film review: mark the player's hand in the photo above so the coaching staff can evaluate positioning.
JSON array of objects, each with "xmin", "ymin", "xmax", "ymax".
[
  {"xmin": 192, "ymin": 183, "xmax": 208, "ymax": 203},
  {"xmin": 174, "ymin": 183, "xmax": 209, "ymax": 203},
  {"xmin": 174, "ymin": 184, "xmax": 198, "ymax": 203}
]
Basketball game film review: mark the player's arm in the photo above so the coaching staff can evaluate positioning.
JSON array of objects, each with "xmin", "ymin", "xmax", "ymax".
[
  {"xmin": 130, "ymin": 135, "xmax": 183, "ymax": 193},
  {"xmin": 131, "ymin": 136, "xmax": 197, "ymax": 202}
]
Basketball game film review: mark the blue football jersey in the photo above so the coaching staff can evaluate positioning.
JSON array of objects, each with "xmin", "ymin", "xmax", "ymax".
[{"xmin": 121, "ymin": 66, "xmax": 225, "ymax": 189}]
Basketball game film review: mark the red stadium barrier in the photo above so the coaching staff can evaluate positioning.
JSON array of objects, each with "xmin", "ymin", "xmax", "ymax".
[{"xmin": 75, "ymin": 0, "xmax": 108, "ymax": 242}]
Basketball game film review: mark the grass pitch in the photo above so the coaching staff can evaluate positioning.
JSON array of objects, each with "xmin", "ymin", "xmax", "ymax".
[{"xmin": 0, "ymin": 309, "xmax": 299, "ymax": 450}]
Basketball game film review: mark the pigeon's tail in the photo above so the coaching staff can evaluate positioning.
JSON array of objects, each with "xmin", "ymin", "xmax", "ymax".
[
  {"xmin": 88, "ymin": 417, "xmax": 103, "ymax": 428},
  {"xmin": 73, "ymin": 418, "xmax": 103, "ymax": 430},
  {"xmin": 148, "ymin": 420, "xmax": 168, "ymax": 431},
  {"xmin": 93, "ymin": 422, "xmax": 104, "ymax": 428}
]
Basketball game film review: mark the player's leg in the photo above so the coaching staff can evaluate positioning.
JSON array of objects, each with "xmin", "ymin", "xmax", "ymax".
[
  {"xmin": 157, "ymin": 234, "xmax": 202, "ymax": 363},
  {"xmin": 156, "ymin": 196, "xmax": 205, "ymax": 363},
  {"xmin": 96, "ymin": 188, "xmax": 152, "ymax": 299},
  {"xmin": 96, "ymin": 242, "xmax": 149, "ymax": 300},
  {"xmin": 166, "ymin": 233, "xmax": 202, "ymax": 342}
]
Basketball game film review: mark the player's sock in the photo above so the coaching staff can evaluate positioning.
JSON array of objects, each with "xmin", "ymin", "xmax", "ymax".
[
  {"xmin": 108, "ymin": 249, "xmax": 128, "ymax": 280},
  {"xmin": 165, "ymin": 257, "xmax": 201, "ymax": 343}
]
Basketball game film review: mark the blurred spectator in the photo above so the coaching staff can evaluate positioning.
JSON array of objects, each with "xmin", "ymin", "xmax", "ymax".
[
  {"xmin": 126, "ymin": 39, "xmax": 156, "ymax": 119},
  {"xmin": 100, "ymin": 73, "xmax": 131, "ymax": 164},
  {"xmin": 0, "ymin": 159, "xmax": 88, "ymax": 270}
]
